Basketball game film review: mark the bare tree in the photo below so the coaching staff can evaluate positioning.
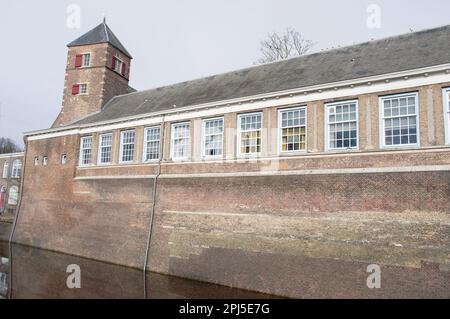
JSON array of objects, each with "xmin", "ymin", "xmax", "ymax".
[
  {"xmin": 0, "ymin": 137, "xmax": 22, "ymax": 154},
  {"xmin": 256, "ymin": 28, "xmax": 315, "ymax": 64}
]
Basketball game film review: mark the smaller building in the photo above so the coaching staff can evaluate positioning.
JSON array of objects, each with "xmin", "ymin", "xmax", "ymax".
[{"xmin": 0, "ymin": 153, "xmax": 24, "ymax": 220}]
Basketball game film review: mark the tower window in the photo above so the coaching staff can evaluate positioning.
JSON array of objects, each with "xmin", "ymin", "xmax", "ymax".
[
  {"xmin": 42, "ymin": 156, "xmax": 48, "ymax": 166},
  {"xmin": 79, "ymin": 84, "xmax": 88, "ymax": 95},
  {"xmin": 72, "ymin": 84, "xmax": 87, "ymax": 95},
  {"xmin": 112, "ymin": 56, "xmax": 126, "ymax": 76},
  {"xmin": 82, "ymin": 53, "xmax": 90, "ymax": 66},
  {"xmin": 75, "ymin": 53, "xmax": 91, "ymax": 67}
]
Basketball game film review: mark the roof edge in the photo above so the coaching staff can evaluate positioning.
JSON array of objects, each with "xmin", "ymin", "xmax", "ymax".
[{"xmin": 23, "ymin": 63, "xmax": 450, "ymax": 138}]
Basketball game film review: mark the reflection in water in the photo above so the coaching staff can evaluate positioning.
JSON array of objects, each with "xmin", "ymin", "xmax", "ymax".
[{"xmin": 0, "ymin": 241, "xmax": 272, "ymax": 299}]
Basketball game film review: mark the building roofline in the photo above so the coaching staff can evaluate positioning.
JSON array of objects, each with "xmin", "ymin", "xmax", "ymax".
[
  {"xmin": 23, "ymin": 63, "xmax": 450, "ymax": 138},
  {"xmin": 0, "ymin": 152, "xmax": 25, "ymax": 159}
]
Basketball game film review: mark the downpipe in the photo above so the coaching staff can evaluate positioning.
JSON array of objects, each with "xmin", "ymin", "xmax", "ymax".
[{"xmin": 143, "ymin": 116, "xmax": 165, "ymax": 299}]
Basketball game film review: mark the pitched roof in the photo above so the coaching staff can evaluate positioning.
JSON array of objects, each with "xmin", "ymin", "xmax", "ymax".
[
  {"xmin": 67, "ymin": 20, "xmax": 132, "ymax": 58},
  {"xmin": 76, "ymin": 24, "xmax": 450, "ymax": 126}
]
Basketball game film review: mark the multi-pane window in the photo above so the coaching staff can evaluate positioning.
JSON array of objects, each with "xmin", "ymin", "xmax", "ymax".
[
  {"xmin": 82, "ymin": 53, "xmax": 90, "ymax": 66},
  {"xmin": 171, "ymin": 123, "xmax": 190, "ymax": 160},
  {"xmin": 203, "ymin": 118, "xmax": 224, "ymax": 157},
  {"xmin": 79, "ymin": 136, "xmax": 92, "ymax": 166},
  {"xmin": 2, "ymin": 161, "xmax": 8, "ymax": 178},
  {"xmin": 143, "ymin": 127, "xmax": 161, "ymax": 161},
  {"xmin": 11, "ymin": 160, "xmax": 22, "ymax": 178},
  {"xmin": 444, "ymin": 89, "xmax": 450, "ymax": 144},
  {"xmin": 114, "ymin": 57, "xmax": 123, "ymax": 73},
  {"xmin": 8, "ymin": 186, "xmax": 18, "ymax": 206},
  {"xmin": 238, "ymin": 113, "xmax": 262, "ymax": 156},
  {"xmin": 120, "ymin": 130, "xmax": 135, "ymax": 163},
  {"xmin": 98, "ymin": 133, "xmax": 113, "ymax": 164},
  {"xmin": 79, "ymin": 84, "xmax": 88, "ymax": 95},
  {"xmin": 279, "ymin": 107, "xmax": 306, "ymax": 152},
  {"xmin": 326, "ymin": 101, "xmax": 358, "ymax": 150},
  {"xmin": 380, "ymin": 93, "xmax": 418, "ymax": 147}
]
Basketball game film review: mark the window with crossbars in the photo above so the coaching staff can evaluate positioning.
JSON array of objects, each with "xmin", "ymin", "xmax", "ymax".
[
  {"xmin": 326, "ymin": 101, "xmax": 358, "ymax": 150},
  {"xmin": 79, "ymin": 136, "xmax": 92, "ymax": 166},
  {"xmin": 120, "ymin": 130, "xmax": 135, "ymax": 163},
  {"xmin": 203, "ymin": 118, "xmax": 224, "ymax": 158},
  {"xmin": 98, "ymin": 133, "xmax": 113, "ymax": 164},
  {"xmin": 380, "ymin": 93, "xmax": 418, "ymax": 147},
  {"xmin": 279, "ymin": 107, "xmax": 306, "ymax": 152},
  {"xmin": 238, "ymin": 113, "xmax": 262, "ymax": 156},
  {"xmin": 144, "ymin": 127, "xmax": 161, "ymax": 161},
  {"xmin": 171, "ymin": 123, "xmax": 190, "ymax": 160}
]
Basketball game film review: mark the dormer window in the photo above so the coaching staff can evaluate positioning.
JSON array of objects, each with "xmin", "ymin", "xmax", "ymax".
[
  {"xmin": 75, "ymin": 53, "xmax": 91, "ymax": 67},
  {"xmin": 112, "ymin": 56, "xmax": 126, "ymax": 76}
]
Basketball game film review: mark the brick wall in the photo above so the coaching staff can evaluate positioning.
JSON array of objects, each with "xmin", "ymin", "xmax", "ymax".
[{"xmin": 52, "ymin": 43, "xmax": 131, "ymax": 128}]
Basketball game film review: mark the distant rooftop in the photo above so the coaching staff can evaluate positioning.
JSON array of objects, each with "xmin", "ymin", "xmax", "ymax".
[{"xmin": 67, "ymin": 19, "xmax": 132, "ymax": 58}]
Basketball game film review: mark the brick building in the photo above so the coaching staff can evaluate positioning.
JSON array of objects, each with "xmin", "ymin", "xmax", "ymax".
[
  {"xmin": 11, "ymin": 21, "xmax": 450, "ymax": 297},
  {"xmin": 0, "ymin": 153, "xmax": 24, "ymax": 220}
]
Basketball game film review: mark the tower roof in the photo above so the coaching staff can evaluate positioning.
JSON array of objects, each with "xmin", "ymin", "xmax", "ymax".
[{"xmin": 67, "ymin": 20, "xmax": 132, "ymax": 58}]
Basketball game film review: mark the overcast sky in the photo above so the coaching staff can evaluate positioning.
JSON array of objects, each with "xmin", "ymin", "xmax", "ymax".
[{"xmin": 1, "ymin": 0, "xmax": 450, "ymax": 146}]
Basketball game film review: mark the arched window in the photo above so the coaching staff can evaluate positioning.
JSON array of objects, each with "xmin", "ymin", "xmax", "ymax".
[
  {"xmin": 2, "ymin": 161, "xmax": 9, "ymax": 178},
  {"xmin": 8, "ymin": 186, "xmax": 19, "ymax": 206},
  {"xmin": 11, "ymin": 159, "xmax": 22, "ymax": 178}
]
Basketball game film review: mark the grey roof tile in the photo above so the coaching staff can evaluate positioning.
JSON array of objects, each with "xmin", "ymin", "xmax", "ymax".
[
  {"xmin": 67, "ymin": 21, "xmax": 132, "ymax": 58},
  {"xmin": 76, "ymin": 25, "xmax": 450, "ymax": 126}
]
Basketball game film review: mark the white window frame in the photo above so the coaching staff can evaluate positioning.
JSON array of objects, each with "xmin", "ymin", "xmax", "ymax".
[
  {"xmin": 143, "ymin": 126, "xmax": 161, "ymax": 162},
  {"xmin": 11, "ymin": 159, "xmax": 22, "ymax": 178},
  {"xmin": 379, "ymin": 92, "xmax": 420, "ymax": 149},
  {"xmin": 325, "ymin": 100, "xmax": 359, "ymax": 152},
  {"xmin": 278, "ymin": 106, "xmax": 307, "ymax": 154},
  {"xmin": 82, "ymin": 53, "xmax": 91, "ymax": 67},
  {"xmin": 237, "ymin": 112, "xmax": 263, "ymax": 157},
  {"xmin": 119, "ymin": 130, "xmax": 135, "ymax": 163},
  {"xmin": 97, "ymin": 133, "xmax": 113, "ymax": 165},
  {"xmin": 201, "ymin": 117, "xmax": 224, "ymax": 159},
  {"xmin": 114, "ymin": 56, "xmax": 123, "ymax": 74},
  {"xmin": 79, "ymin": 83, "xmax": 88, "ymax": 95},
  {"xmin": 79, "ymin": 136, "xmax": 93, "ymax": 166},
  {"xmin": 2, "ymin": 161, "xmax": 9, "ymax": 178},
  {"xmin": 443, "ymin": 88, "xmax": 450, "ymax": 145},
  {"xmin": 170, "ymin": 122, "xmax": 191, "ymax": 161},
  {"xmin": 8, "ymin": 186, "xmax": 19, "ymax": 206}
]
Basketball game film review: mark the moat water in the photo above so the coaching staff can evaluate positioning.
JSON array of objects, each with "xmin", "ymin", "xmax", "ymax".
[{"xmin": 1, "ymin": 222, "xmax": 449, "ymax": 299}]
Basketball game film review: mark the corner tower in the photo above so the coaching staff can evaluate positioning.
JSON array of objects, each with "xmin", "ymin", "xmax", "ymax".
[{"xmin": 52, "ymin": 19, "xmax": 133, "ymax": 128}]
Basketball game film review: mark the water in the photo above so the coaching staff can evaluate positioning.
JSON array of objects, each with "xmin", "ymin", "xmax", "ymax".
[
  {"xmin": 1, "ymin": 219, "xmax": 449, "ymax": 299},
  {"xmin": 0, "ymin": 239, "xmax": 275, "ymax": 299}
]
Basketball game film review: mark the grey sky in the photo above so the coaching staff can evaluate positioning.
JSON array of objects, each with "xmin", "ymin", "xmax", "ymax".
[{"xmin": 1, "ymin": 0, "xmax": 450, "ymax": 146}]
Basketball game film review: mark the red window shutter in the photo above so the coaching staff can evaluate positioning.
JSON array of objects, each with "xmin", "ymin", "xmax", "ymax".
[
  {"xmin": 75, "ymin": 54, "xmax": 82, "ymax": 67},
  {"xmin": 111, "ymin": 56, "xmax": 116, "ymax": 69},
  {"xmin": 72, "ymin": 84, "xmax": 80, "ymax": 95},
  {"xmin": 121, "ymin": 62, "xmax": 126, "ymax": 76}
]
